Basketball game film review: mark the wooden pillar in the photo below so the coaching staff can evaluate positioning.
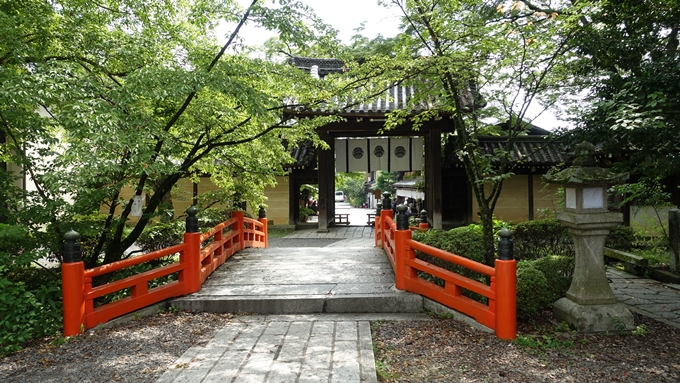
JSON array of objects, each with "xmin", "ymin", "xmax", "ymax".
[
  {"xmin": 528, "ymin": 174, "xmax": 534, "ymax": 220},
  {"xmin": 425, "ymin": 128, "xmax": 443, "ymax": 230},
  {"xmin": 317, "ymin": 130, "xmax": 333, "ymax": 232},
  {"xmin": 288, "ymin": 171, "xmax": 296, "ymax": 225}
]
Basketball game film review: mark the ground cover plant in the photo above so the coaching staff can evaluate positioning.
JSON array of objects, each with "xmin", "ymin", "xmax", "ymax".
[{"xmin": 0, "ymin": 224, "xmax": 62, "ymax": 356}]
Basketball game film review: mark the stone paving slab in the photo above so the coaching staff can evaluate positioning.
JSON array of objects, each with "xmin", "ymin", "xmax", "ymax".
[
  {"xmin": 607, "ymin": 266, "xmax": 680, "ymax": 329},
  {"xmin": 187, "ymin": 283, "xmax": 399, "ymax": 297},
  {"xmin": 156, "ymin": 314, "xmax": 430, "ymax": 383},
  {"xmin": 283, "ymin": 227, "xmax": 374, "ymax": 239},
  {"xmin": 172, "ymin": 237, "xmax": 423, "ymax": 315}
]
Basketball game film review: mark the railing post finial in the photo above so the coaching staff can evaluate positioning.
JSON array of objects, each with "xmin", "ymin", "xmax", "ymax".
[
  {"xmin": 497, "ymin": 227, "xmax": 514, "ymax": 260},
  {"xmin": 258, "ymin": 207, "xmax": 266, "ymax": 219},
  {"xmin": 186, "ymin": 206, "xmax": 199, "ymax": 233},
  {"xmin": 396, "ymin": 204, "xmax": 409, "ymax": 230},
  {"xmin": 63, "ymin": 229, "xmax": 82, "ymax": 263},
  {"xmin": 419, "ymin": 210, "xmax": 428, "ymax": 225},
  {"xmin": 382, "ymin": 192, "xmax": 391, "ymax": 210}
]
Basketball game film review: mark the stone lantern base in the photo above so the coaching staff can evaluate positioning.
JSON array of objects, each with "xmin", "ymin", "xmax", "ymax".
[{"xmin": 553, "ymin": 298, "xmax": 634, "ymax": 333}]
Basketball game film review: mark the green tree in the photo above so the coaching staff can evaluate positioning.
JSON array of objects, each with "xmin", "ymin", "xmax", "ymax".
[
  {"xmin": 0, "ymin": 0, "xmax": 343, "ymax": 270},
  {"xmin": 376, "ymin": 171, "xmax": 398, "ymax": 196},
  {"xmin": 351, "ymin": 0, "xmax": 578, "ymax": 265},
  {"xmin": 564, "ymin": 0, "xmax": 680, "ymax": 205},
  {"xmin": 336, "ymin": 172, "xmax": 367, "ymax": 206}
]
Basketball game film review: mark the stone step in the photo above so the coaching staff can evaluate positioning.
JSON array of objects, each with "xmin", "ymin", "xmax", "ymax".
[
  {"xmin": 171, "ymin": 246, "xmax": 424, "ymax": 315},
  {"xmin": 173, "ymin": 293, "xmax": 424, "ymax": 314}
]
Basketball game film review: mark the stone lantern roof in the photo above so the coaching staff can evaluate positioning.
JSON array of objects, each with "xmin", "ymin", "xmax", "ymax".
[{"xmin": 543, "ymin": 142, "xmax": 628, "ymax": 185}]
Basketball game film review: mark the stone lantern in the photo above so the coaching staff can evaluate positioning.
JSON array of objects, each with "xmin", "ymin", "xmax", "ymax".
[{"xmin": 543, "ymin": 142, "xmax": 633, "ymax": 332}]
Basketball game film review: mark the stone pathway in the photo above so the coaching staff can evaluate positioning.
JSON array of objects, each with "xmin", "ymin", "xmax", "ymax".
[
  {"xmin": 283, "ymin": 226, "xmax": 374, "ymax": 239},
  {"xmin": 156, "ymin": 314, "xmax": 428, "ymax": 383},
  {"xmin": 608, "ymin": 267, "xmax": 680, "ymax": 329},
  {"xmin": 160, "ymin": 227, "xmax": 680, "ymax": 382},
  {"xmin": 162, "ymin": 228, "xmax": 426, "ymax": 382}
]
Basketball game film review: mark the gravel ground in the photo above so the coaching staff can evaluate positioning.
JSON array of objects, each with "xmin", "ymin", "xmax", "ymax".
[
  {"xmin": 3, "ymin": 310, "xmax": 679, "ymax": 383},
  {"xmin": 0, "ymin": 312, "xmax": 236, "ymax": 383},
  {"xmin": 372, "ymin": 311, "xmax": 680, "ymax": 382}
]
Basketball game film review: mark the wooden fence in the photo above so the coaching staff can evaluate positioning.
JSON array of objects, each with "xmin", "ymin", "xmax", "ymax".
[
  {"xmin": 61, "ymin": 207, "xmax": 267, "ymax": 336},
  {"xmin": 375, "ymin": 202, "xmax": 517, "ymax": 340}
]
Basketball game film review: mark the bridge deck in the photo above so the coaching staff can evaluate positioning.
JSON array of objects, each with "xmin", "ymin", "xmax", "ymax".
[{"xmin": 172, "ymin": 228, "xmax": 423, "ymax": 314}]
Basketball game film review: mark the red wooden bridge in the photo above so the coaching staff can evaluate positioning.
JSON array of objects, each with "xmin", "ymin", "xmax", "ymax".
[{"xmin": 61, "ymin": 203, "xmax": 516, "ymax": 340}]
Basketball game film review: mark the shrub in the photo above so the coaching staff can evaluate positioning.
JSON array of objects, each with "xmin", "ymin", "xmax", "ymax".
[
  {"xmin": 95, "ymin": 258, "xmax": 178, "ymax": 306},
  {"xmin": 413, "ymin": 225, "xmax": 486, "ymax": 265},
  {"xmin": 605, "ymin": 224, "xmax": 636, "ymax": 251},
  {"xmin": 532, "ymin": 256, "xmax": 574, "ymax": 304},
  {"xmin": 197, "ymin": 208, "xmax": 231, "ymax": 228},
  {"xmin": 516, "ymin": 262, "xmax": 551, "ymax": 320},
  {"xmin": 513, "ymin": 219, "xmax": 573, "ymax": 260},
  {"xmin": 135, "ymin": 220, "xmax": 186, "ymax": 254},
  {"xmin": 46, "ymin": 213, "xmax": 113, "ymax": 266},
  {"xmin": 411, "ymin": 223, "xmax": 521, "ymax": 264},
  {"xmin": 96, "ymin": 209, "xmax": 231, "ymax": 305},
  {"xmin": 0, "ymin": 275, "xmax": 39, "ymax": 356},
  {"xmin": 134, "ymin": 208, "xmax": 232, "ymax": 254},
  {"xmin": 0, "ymin": 223, "xmax": 37, "ymax": 269},
  {"xmin": 27, "ymin": 281, "xmax": 63, "ymax": 338},
  {"xmin": 0, "ymin": 266, "xmax": 62, "ymax": 356},
  {"xmin": 0, "ymin": 224, "xmax": 62, "ymax": 356},
  {"xmin": 412, "ymin": 225, "xmax": 487, "ymax": 300}
]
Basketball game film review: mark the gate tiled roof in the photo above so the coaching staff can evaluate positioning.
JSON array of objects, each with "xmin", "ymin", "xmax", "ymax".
[
  {"xmin": 286, "ymin": 57, "xmax": 484, "ymax": 116},
  {"xmin": 283, "ymin": 141, "xmax": 316, "ymax": 170}
]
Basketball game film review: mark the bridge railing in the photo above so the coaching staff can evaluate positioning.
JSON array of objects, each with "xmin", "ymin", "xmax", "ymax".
[
  {"xmin": 61, "ymin": 207, "xmax": 267, "ymax": 336},
  {"xmin": 375, "ymin": 202, "xmax": 516, "ymax": 340}
]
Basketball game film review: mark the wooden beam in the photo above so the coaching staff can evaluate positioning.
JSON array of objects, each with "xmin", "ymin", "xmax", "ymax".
[
  {"xmin": 310, "ymin": 119, "xmax": 453, "ymax": 136},
  {"xmin": 425, "ymin": 128, "xmax": 443, "ymax": 230},
  {"xmin": 289, "ymin": 173, "xmax": 296, "ymax": 225},
  {"xmin": 316, "ymin": 130, "xmax": 333, "ymax": 232}
]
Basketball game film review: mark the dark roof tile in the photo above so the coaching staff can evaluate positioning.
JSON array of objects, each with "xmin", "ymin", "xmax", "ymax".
[
  {"xmin": 444, "ymin": 136, "xmax": 567, "ymax": 169},
  {"xmin": 283, "ymin": 141, "xmax": 316, "ymax": 170}
]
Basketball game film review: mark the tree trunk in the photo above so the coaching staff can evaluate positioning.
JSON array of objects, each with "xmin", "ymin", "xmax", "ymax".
[
  {"xmin": 478, "ymin": 205, "xmax": 496, "ymax": 266},
  {"xmin": 153, "ymin": 179, "xmax": 174, "ymax": 223}
]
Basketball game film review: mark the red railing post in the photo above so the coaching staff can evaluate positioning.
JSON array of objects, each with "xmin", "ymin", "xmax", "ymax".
[
  {"xmin": 394, "ymin": 204, "xmax": 412, "ymax": 290},
  {"xmin": 379, "ymin": 192, "xmax": 393, "ymax": 250},
  {"xmin": 182, "ymin": 206, "xmax": 202, "ymax": 294},
  {"xmin": 62, "ymin": 230, "xmax": 85, "ymax": 336},
  {"xmin": 380, "ymin": 210, "xmax": 393, "ymax": 250},
  {"xmin": 232, "ymin": 210, "xmax": 245, "ymax": 251},
  {"xmin": 495, "ymin": 228, "xmax": 516, "ymax": 340},
  {"xmin": 374, "ymin": 203, "xmax": 383, "ymax": 247},
  {"xmin": 258, "ymin": 207, "xmax": 268, "ymax": 248}
]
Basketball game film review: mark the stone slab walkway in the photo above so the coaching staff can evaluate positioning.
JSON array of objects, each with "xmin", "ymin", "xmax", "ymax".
[
  {"xmin": 283, "ymin": 226, "xmax": 375, "ymax": 240},
  {"xmin": 161, "ymin": 228, "xmax": 425, "ymax": 382},
  {"xmin": 608, "ymin": 267, "xmax": 680, "ymax": 329},
  {"xmin": 172, "ymin": 246, "xmax": 422, "ymax": 314},
  {"xmin": 155, "ymin": 314, "xmax": 428, "ymax": 383}
]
